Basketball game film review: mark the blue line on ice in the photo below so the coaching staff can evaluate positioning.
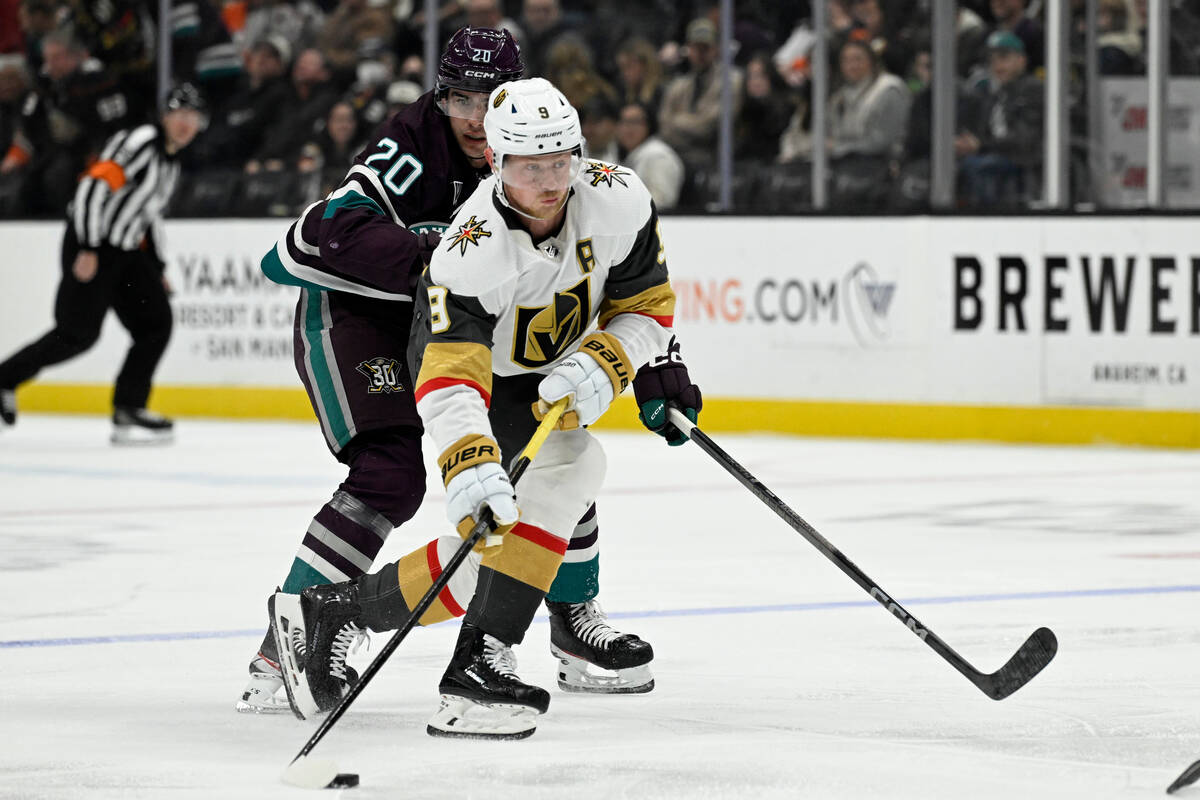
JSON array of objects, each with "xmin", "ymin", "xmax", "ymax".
[{"xmin": 3, "ymin": 584, "xmax": 1198, "ymax": 649}]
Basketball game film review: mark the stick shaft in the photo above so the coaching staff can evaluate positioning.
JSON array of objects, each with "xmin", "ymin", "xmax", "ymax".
[
  {"xmin": 668, "ymin": 409, "xmax": 1053, "ymax": 699},
  {"xmin": 290, "ymin": 399, "xmax": 568, "ymax": 762}
]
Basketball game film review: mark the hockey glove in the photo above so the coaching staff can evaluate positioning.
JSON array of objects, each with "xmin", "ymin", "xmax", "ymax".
[
  {"xmin": 536, "ymin": 332, "xmax": 632, "ymax": 429},
  {"xmin": 633, "ymin": 337, "xmax": 702, "ymax": 446},
  {"xmin": 439, "ymin": 435, "xmax": 518, "ymax": 547}
]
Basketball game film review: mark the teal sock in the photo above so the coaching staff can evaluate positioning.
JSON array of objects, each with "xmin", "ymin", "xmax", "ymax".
[{"xmin": 546, "ymin": 554, "xmax": 599, "ymax": 603}]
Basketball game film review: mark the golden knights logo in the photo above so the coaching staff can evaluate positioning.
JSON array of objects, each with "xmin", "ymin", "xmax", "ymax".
[
  {"xmin": 447, "ymin": 215, "xmax": 492, "ymax": 255},
  {"xmin": 356, "ymin": 357, "xmax": 404, "ymax": 394},
  {"xmin": 585, "ymin": 161, "xmax": 630, "ymax": 189},
  {"xmin": 511, "ymin": 277, "xmax": 591, "ymax": 369}
]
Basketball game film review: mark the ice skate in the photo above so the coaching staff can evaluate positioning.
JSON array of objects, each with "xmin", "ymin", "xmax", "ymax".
[
  {"xmin": 235, "ymin": 652, "xmax": 291, "ymax": 714},
  {"xmin": 110, "ymin": 406, "xmax": 174, "ymax": 445},
  {"xmin": 270, "ymin": 584, "xmax": 366, "ymax": 720},
  {"xmin": 427, "ymin": 623, "xmax": 550, "ymax": 740},
  {"xmin": 547, "ymin": 599, "xmax": 654, "ymax": 694},
  {"xmin": 0, "ymin": 389, "xmax": 15, "ymax": 427}
]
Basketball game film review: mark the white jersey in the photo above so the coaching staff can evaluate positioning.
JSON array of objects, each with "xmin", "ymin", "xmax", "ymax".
[{"xmin": 412, "ymin": 160, "xmax": 676, "ymax": 456}]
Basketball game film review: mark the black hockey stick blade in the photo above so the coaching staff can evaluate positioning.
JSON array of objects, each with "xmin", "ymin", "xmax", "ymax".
[
  {"xmin": 280, "ymin": 399, "xmax": 569, "ymax": 785},
  {"xmin": 1167, "ymin": 758, "xmax": 1200, "ymax": 794},
  {"xmin": 667, "ymin": 407, "xmax": 1058, "ymax": 701},
  {"xmin": 971, "ymin": 626, "xmax": 1058, "ymax": 700}
]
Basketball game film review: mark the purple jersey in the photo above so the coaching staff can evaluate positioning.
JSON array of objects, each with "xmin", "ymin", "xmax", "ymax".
[
  {"xmin": 262, "ymin": 91, "xmax": 489, "ymax": 453},
  {"xmin": 262, "ymin": 92, "xmax": 489, "ymax": 299}
]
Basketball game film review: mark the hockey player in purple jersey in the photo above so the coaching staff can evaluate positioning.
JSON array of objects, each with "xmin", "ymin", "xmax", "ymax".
[{"xmin": 240, "ymin": 28, "xmax": 680, "ymax": 713}]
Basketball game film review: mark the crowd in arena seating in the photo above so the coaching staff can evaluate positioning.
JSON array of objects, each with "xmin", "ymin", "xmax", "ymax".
[{"xmin": 0, "ymin": 0, "xmax": 1196, "ymax": 218}]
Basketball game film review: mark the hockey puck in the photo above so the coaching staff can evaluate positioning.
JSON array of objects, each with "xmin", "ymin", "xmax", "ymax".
[{"xmin": 327, "ymin": 773, "xmax": 359, "ymax": 789}]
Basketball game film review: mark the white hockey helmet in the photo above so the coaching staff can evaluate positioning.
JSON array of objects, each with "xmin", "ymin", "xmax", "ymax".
[
  {"xmin": 484, "ymin": 77, "xmax": 583, "ymax": 166},
  {"xmin": 484, "ymin": 78, "xmax": 585, "ymax": 217}
]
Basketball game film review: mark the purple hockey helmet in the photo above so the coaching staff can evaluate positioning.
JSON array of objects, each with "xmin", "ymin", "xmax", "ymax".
[{"xmin": 436, "ymin": 27, "xmax": 524, "ymax": 97}]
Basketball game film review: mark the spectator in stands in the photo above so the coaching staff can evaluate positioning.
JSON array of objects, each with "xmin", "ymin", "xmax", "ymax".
[
  {"xmin": 847, "ymin": 0, "xmax": 913, "ymax": 79},
  {"xmin": 1131, "ymin": 0, "xmax": 1200, "ymax": 75},
  {"xmin": 544, "ymin": 32, "xmax": 617, "ymax": 110},
  {"xmin": 465, "ymin": 0, "xmax": 524, "ymax": 43},
  {"xmin": 957, "ymin": 6, "xmax": 989, "ymax": 77},
  {"xmin": 70, "ymin": 0, "xmax": 157, "ymax": 99},
  {"xmin": 735, "ymin": 52, "xmax": 795, "ymax": 163},
  {"xmin": 17, "ymin": 0, "xmax": 57, "ymax": 76},
  {"xmin": 780, "ymin": 38, "xmax": 909, "ymax": 165},
  {"xmin": 580, "ymin": 95, "xmax": 618, "ymax": 162},
  {"xmin": 5, "ymin": 30, "xmax": 140, "ymax": 214},
  {"xmin": 168, "ymin": 0, "xmax": 243, "ymax": 100},
  {"xmin": 0, "ymin": 54, "xmax": 29, "ymax": 160},
  {"xmin": 1096, "ymin": 0, "xmax": 1140, "ymax": 75},
  {"xmin": 240, "ymin": 0, "xmax": 324, "ymax": 59},
  {"xmin": 345, "ymin": 50, "xmax": 394, "ymax": 131},
  {"xmin": 658, "ymin": 17, "xmax": 744, "ymax": 169},
  {"xmin": 958, "ymin": 31, "xmax": 1044, "ymax": 207},
  {"xmin": 316, "ymin": 0, "xmax": 394, "ymax": 78},
  {"xmin": 191, "ymin": 35, "xmax": 291, "ymax": 169},
  {"xmin": 297, "ymin": 99, "xmax": 364, "ymax": 201},
  {"xmin": 988, "ymin": 0, "xmax": 1044, "ymax": 71},
  {"xmin": 385, "ymin": 78, "xmax": 422, "ymax": 116},
  {"xmin": 614, "ymin": 37, "xmax": 665, "ymax": 116},
  {"xmin": 519, "ymin": 0, "xmax": 572, "ymax": 77},
  {"xmin": 246, "ymin": 47, "xmax": 337, "ymax": 172},
  {"xmin": 615, "ymin": 100, "xmax": 684, "ymax": 210}
]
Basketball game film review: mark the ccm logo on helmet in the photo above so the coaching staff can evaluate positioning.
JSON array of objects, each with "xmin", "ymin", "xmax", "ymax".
[{"xmin": 464, "ymin": 70, "xmax": 496, "ymax": 78}]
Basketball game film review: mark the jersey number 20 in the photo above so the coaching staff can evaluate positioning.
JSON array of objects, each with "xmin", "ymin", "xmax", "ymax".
[{"xmin": 364, "ymin": 137, "xmax": 424, "ymax": 195}]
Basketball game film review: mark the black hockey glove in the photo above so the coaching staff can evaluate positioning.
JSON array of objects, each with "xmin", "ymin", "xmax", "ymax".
[{"xmin": 633, "ymin": 336, "xmax": 702, "ymax": 447}]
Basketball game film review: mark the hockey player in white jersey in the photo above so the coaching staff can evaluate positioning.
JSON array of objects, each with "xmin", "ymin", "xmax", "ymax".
[{"xmin": 271, "ymin": 77, "xmax": 702, "ymax": 738}]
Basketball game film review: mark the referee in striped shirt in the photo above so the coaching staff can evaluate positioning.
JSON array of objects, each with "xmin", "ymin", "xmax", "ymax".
[{"xmin": 0, "ymin": 83, "xmax": 206, "ymax": 444}]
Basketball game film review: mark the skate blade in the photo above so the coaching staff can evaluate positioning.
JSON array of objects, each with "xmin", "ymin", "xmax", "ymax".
[
  {"xmin": 111, "ymin": 428, "xmax": 174, "ymax": 446},
  {"xmin": 269, "ymin": 593, "xmax": 320, "ymax": 721},
  {"xmin": 552, "ymin": 647, "xmax": 655, "ymax": 694},
  {"xmin": 235, "ymin": 700, "xmax": 293, "ymax": 714},
  {"xmin": 426, "ymin": 694, "xmax": 540, "ymax": 739},
  {"xmin": 235, "ymin": 673, "xmax": 292, "ymax": 714}
]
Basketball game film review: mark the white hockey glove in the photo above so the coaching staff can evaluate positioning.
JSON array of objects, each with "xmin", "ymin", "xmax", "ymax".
[
  {"xmin": 439, "ymin": 435, "xmax": 518, "ymax": 546},
  {"xmin": 536, "ymin": 332, "xmax": 633, "ymax": 429}
]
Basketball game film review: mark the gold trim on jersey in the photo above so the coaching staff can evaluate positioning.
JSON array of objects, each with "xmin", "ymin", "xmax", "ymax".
[
  {"xmin": 416, "ymin": 341, "xmax": 493, "ymax": 398},
  {"xmin": 511, "ymin": 276, "xmax": 592, "ymax": 369},
  {"xmin": 480, "ymin": 529, "xmax": 565, "ymax": 592},
  {"xmin": 598, "ymin": 281, "xmax": 676, "ymax": 328}
]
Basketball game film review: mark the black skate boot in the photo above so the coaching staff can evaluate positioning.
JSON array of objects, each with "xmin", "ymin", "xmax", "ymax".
[
  {"xmin": 269, "ymin": 583, "xmax": 366, "ymax": 720},
  {"xmin": 547, "ymin": 599, "xmax": 654, "ymax": 693},
  {"xmin": 1, "ymin": 389, "xmax": 15, "ymax": 427},
  {"xmin": 111, "ymin": 406, "xmax": 174, "ymax": 445},
  {"xmin": 427, "ymin": 623, "xmax": 550, "ymax": 740}
]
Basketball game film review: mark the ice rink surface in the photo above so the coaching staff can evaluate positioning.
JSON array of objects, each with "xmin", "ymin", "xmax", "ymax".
[{"xmin": 1, "ymin": 414, "xmax": 1197, "ymax": 800}]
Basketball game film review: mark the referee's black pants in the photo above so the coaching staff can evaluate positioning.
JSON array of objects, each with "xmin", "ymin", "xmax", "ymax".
[{"xmin": 0, "ymin": 227, "xmax": 173, "ymax": 410}]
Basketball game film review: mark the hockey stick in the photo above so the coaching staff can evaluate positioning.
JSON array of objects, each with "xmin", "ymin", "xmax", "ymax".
[
  {"xmin": 282, "ymin": 398, "xmax": 570, "ymax": 789},
  {"xmin": 667, "ymin": 408, "xmax": 1058, "ymax": 701},
  {"xmin": 1168, "ymin": 758, "xmax": 1200, "ymax": 794}
]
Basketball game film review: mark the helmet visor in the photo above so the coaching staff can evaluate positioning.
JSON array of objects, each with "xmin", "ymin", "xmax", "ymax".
[
  {"xmin": 499, "ymin": 151, "xmax": 584, "ymax": 193},
  {"xmin": 439, "ymin": 89, "xmax": 490, "ymax": 121}
]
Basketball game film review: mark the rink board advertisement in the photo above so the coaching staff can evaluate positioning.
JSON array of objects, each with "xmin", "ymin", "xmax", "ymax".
[{"xmin": 1, "ymin": 217, "xmax": 1197, "ymax": 445}]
